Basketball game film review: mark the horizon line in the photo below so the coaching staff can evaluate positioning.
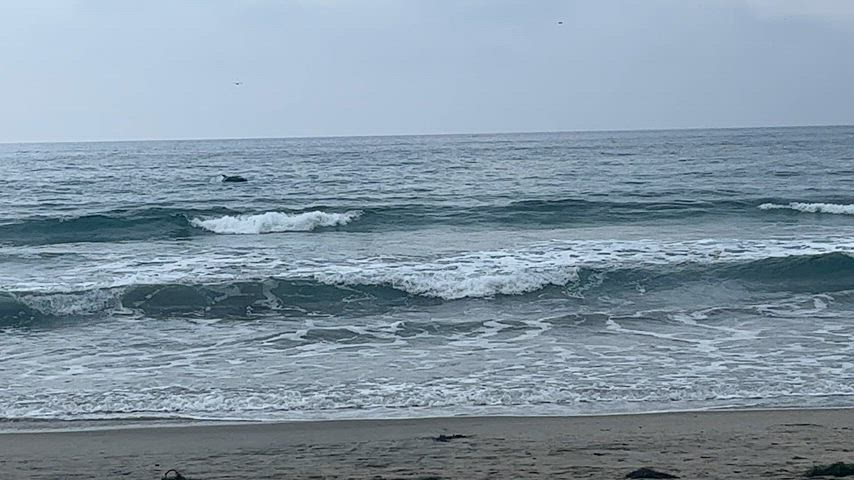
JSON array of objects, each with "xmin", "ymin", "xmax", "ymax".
[{"xmin": 2, "ymin": 122, "xmax": 852, "ymax": 146}]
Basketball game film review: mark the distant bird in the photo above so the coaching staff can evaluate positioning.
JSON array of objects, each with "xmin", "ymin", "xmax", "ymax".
[{"xmin": 233, "ymin": 82, "xmax": 243, "ymax": 86}]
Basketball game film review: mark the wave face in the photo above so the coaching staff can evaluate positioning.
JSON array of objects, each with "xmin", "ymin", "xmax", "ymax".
[
  {"xmin": 189, "ymin": 210, "xmax": 361, "ymax": 234},
  {"xmin": 6, "ymin": 198, "xmax": 854, "ymax": 246},
  {"xmin": 0, "ymin": 209, "xmax": 198, "ymax": 246},
  {"xmin": 758, "ymin": 202, "xmax": 854, "ymax": 215},
  {"xmin": 4, "ymin": 128, "xmax": 854, "ymax": 424},
  {"xmin": 5, "ymin": 250, "xmax": 854, "ymax": 325},
  {"xmin": 0, "ymin": 208, "xmax": 361, "ymax": 245}
]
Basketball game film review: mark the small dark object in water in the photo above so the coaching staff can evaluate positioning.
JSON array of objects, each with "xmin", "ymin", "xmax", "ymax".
[
  {"xmin": 222, "ymin": 175, "xmax": 248, "ymax": 183},
  {"xmin": 434, "ymin": 434, "xmax": 469, "ymax": 442},
  {"xmin": 626, "ymin": 467, "xmax": 679, "ymax": 479},
  {"xmin": 162, "ymin": 469, "xmax": 187, "ymax": 480},
  {"xmin": 806, "ymin": 462, "xmax": 854, "ymax": 477}
]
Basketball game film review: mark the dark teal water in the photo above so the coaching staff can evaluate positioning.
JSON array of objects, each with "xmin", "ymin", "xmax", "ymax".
[{"xmin": 2, "ymin": 127, "xmax": 854, "ymax": 423}]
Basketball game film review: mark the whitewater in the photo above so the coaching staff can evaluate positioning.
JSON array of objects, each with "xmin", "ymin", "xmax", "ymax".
[
  {"xmin": 189, "ymin": 210, "xmax": 361, "ymax": 234},
  {"xmin": 2, "ymin": 127, "xmax": 854, "ymax": 425}
]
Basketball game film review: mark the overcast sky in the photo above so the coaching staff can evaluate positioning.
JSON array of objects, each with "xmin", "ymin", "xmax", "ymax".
[{"xmin": 2, "ymin": 0, "xmax": 853, "ymax": 142}]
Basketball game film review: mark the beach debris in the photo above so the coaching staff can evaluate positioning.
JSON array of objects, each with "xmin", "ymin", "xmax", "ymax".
[
  {"xmin": 626, "ymin": 467, "xmax": 679, "ymax": 479},
  {"xmin": 162, "ymin": 469, "xmax": 187, "ymax": 480},
  {"xmin": 805, "ymin": 462, "xmax": 854, "ymax": 477},
  {"xmin": 433, "ymin": 434, "xmax": 470, "ymax": 442}
]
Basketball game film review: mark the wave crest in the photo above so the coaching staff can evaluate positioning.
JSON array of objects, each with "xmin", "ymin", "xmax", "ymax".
[
  {"xmin": 190, "ymin": 210, "xmax": 361, "ymax": 234},
  {"xmin": 759, "ymin": 202, "xmax": 854, "ymax": 215},
  {"xmin": 310, "ymin": 250, "xmax": 581, "ymax": 299},
  {"xmin": 314, "ymin": 266, "xmax": 580, "ymax": 300},
  {"xmin": 6, "ymin": 250, "xmax": 854, "ymax": 324}
]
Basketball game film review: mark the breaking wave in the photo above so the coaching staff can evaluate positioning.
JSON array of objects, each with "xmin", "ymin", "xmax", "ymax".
[
  {"xmin": 189, "ymin": 210, "xmax": 362, "ymax": 234},
  {"xmin": 0, "ymin": 208, "xmax": 362, "ymax": 245},
  {"xmin": 759, "ymin": 202, "xmax": 854, "ymax": 215},
  {"xmin": 2, "ymin": 198, "xmax": 823, "ymax": 246},
  {"xmin": 4, "ymin": 251, "xmax": 854, "ymax": 326},
  {"xmin": 307, "ymin": 251, "xmax": 581, "ymax": 300}
]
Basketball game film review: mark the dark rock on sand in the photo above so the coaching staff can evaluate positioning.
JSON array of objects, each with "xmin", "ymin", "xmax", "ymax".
[
  {"xmin": 805, "ymin": 462, "xmax": 854, "ymax": 477},
  {"xmin": 626, "ymin": 467, "xmax": 679, "ymax": 479}
]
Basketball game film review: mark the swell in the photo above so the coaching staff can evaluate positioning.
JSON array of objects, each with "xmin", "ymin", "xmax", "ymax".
[
  {"xmin": 0, "ymin": 208, "xmax": 358, "ymax": 245},
  {"xmin": 0, "ymin": 198, "xmax": 824, "ymax": 246},
  {"xmin": 0, "ymin": 208, "xmax": 202, "ymax": 246},
  {"xmin": 4, "ymin": 251, "xmax": 853, "ymax": 326}
]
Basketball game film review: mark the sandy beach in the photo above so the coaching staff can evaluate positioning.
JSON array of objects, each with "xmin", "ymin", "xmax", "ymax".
[{"xmin": 1, "ymin": 408, "xmax": 852, "ymax": 479}]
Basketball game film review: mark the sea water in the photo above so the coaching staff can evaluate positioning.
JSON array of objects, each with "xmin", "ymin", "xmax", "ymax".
[{"xmin": 2, "ymin": 127, "xmax": 853, "ymax": 423}]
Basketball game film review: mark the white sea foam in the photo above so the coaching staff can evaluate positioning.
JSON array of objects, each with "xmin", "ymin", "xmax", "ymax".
[
  {"xmin": 190, "ymin": 210, "xmax": 361, "ymax": 234},
  {"xmin": 758, "ymin": 202, "xmax": 854, "ymax": 215},
  {"xmin": 306, "ymin": 250, "xmax": 582, "ymax": 299},
  {"xmin": 4, "ymin": 376, "xmax": 853, "ymax": 422},
  {"xmin": 301, "ymin": 236, "xmax": 854, "ymax": 299},
  {"xmin": 9, "ymin": 236, "xmax": 854, "ymax": 301},
  {"xmin": 18, "ymin": 289, "xmax": 124, "ymax": 316}
]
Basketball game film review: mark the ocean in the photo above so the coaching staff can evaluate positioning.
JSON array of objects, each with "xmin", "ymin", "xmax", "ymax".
[{"xmin": 2, "ymin": 126, "xmax": 853, "ymax": 424}]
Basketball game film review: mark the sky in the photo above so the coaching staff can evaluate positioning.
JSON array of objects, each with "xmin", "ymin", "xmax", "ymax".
[{"xmin": 1, "ymin": 0, "xmax": 854, "ymax": 142}]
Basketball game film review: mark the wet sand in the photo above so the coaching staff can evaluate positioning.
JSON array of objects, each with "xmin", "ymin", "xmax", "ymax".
[{"xmin": 1, "ymin": 408, "xmax": 852, "ymax": 479}]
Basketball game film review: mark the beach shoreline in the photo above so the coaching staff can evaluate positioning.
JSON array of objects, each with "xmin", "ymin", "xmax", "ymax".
[{"xmin": 2, "ymin": 407, "xmax": 852, "ymax": 479}]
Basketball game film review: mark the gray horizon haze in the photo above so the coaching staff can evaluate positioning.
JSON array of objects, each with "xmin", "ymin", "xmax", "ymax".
[{"xmin": 2, "ymin": 0, "xmax": 854, "ymax": 143}]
